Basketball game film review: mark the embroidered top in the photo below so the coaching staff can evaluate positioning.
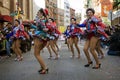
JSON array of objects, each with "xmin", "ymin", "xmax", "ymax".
[
  {"xmin": 12, "ymin": 24, "xmax": 28, "ymax": 39},
  {"xmin": 30, "ymin": 19, "xmax": 50, "ymax": 40},
  {"xmin": 78, "ymin": 16, "xmax": 108, "ymax": 38},
  {"xmin": 70, "ymin": 23, "xmax": 83, "ymax": 36}
]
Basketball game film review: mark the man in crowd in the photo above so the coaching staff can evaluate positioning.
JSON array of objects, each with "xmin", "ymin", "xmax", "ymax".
[{"xmin": 4, "ymin": 22, "xmax": 13, "ymax": 57}]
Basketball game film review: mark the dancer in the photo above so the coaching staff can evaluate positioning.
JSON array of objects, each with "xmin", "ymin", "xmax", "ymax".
[
  {"xmin": 30, "ymin": 8, "xmax": 49, "ymax": 74},
  {"xmin": 78, "ymin": 8, "xmax": 108, "ymax": 69},
  {"xmin": 63, "ymin": 25, "xmax": 71, "ymax": 51},
  {"xmin": 46, "ymin": 18, "xmax": 60, "ymax": 59},
  {"xmin": 70, "ymin": 18, "xmax": 82, "ymax": 59},
  {"xmin": 12, "ymin": 19, "xmax": 27, "ymax": 61},
  {"xmin": 64, "ymin": 18, "xmax": 82, "ymax": 59}
]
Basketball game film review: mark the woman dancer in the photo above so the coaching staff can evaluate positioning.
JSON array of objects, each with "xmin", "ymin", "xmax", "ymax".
[
  {"xmin": 78, "ymin": 8, "xmax": 108, "ymax": 69},
  {"xmin": 31, "ymin": 8, "xmax": 49, "ymax": 74},
  {"xmin": 12, "ymin": 19, "xmax": 27, "ymax": 61},
  {"xmin": 63, "ymin": 25, "xmax": 71, "ymax": 51},
  {"xmin": 69, "ymin": 18, "xmax": 82, "ymax": 59},
  {"xmin": 46, "ymin": 18, "xmax": 60, "ymax": 59}
]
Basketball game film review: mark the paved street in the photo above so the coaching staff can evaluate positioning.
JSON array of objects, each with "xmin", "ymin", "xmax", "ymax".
[{"xmin": 0, "ymin": 40, "xmax": 120, "ymax": 80}]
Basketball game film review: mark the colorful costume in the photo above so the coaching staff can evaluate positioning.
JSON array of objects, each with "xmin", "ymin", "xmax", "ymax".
[
  {"xmin": 30, "ymin": 19, "xmax": 50, "ymax": 41},
  {"xmin": 12, "ymin": 25, "xmax": 29, "ymax": 40},
  {"xmin": 46, "ymin": 22, "xmax": 61, "ymax": 40},
  {"xmin": 63, "ymin": 24, "xmax": 82, "ymax": 39},
  {"xmin": 78, "ymin": 16, "xmax": 108, "ymax": 40},
  {"xmin": 63, "ymin": 29, "xmax": 72, "ymax": 38},
  {"xmin": 70, "ymin": 23, "xmax": 83, "ymax": 37}
]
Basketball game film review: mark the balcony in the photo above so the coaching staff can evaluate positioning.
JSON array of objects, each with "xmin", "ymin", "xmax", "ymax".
[
  {"xmin": 53, "ymin": 4, "xmax": 57, "ymax": 8},
  {"xmin": 66, "ymin": 11, "xmax": 69, "ymax": 13},
  {"xmin": 60, "ymin": 18, "xmax": 64, "ymax": 21},
  {"xmin": 66, "ymin": 6, "xmax": 70, "ymax": 9},
  {"xmin": 53, "ymin": 10, "xmax": 57, "ymax": 14},
  {"xmin": 46, "ymin": 5, "xmax": 49, "ymax": 8},
  {"xmin": 60, "ymin": 14, "xmax": 64, "ymax": 16},
  {"xmin": 53, "ymin": 17, "xmax": 57, "ymax": 20},
  {"xmin": 65, "ymin": 15, "xmax": 70, "ymax": 18}
]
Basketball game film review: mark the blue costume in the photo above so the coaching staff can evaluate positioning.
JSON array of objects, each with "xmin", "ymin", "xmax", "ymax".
[
  {"xmin": 63, "ymin": 29, "xmax": 72, "ymax": 38},
  {"xmin": 30, "ymin": 19, "xmax": 50, "ymax": 40}
]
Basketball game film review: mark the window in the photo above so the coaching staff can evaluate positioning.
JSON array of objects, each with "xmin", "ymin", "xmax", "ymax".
[
  {"xmin": 66, "ymin": 6, "xmax": 69, "ymax": 9},
  {"xmin": 66, "ymin": 11, "xmax": 69, "ymax": 13},
  {"xmin": 3, "ymin": 0, "xmax": 10, "ymax": 9}
]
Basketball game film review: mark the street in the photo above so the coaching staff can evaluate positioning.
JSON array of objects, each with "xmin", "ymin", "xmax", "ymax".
[{"xmin": 0, "ymin": 40, "xmax": 120, "ymax": 80}]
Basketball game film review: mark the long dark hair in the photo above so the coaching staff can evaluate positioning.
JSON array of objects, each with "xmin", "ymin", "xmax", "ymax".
[{"xmin": 39, "ymin": 8, "xmax": 47, "ymax": 19}]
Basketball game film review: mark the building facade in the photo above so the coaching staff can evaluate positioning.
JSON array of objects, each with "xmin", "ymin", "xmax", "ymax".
[
  {"xmin": 0, "ymin": 0, "xmax": 15, "ymax": 15},
  {"xmin": 33, "ymin": 0, "xmax": 42, "ymax": 19},
  {"xmin": 70, "ymin": 8, "xmax": 75, "ymax": 18},
  {"xmin": 0, "ymin": 0, "xmax": 33, "ymax": 22},
  {"xmin": 57, "ymin": 8, "xmax": 64, "ymax": 27},
  {"xmin": 57, "ymin": 8, "xmax": 65, "ymax": 32},
  {"xmin": 64, "ymin": 0, "xmax": 70, "ymax": 27},
  {"xmin": 45, "ymin": 0, "xmax": 58, "ymax": 23},
  {"xmin": 17, "ymin": 0, "xmax": 33, "ymax": 20},
  {"xmin": 75, "ymin": 13, "xmax": 81, "ymax": 23},
  {"xmin": 86, "ymin": 0, "xmax": 113, "ymax": 17}
]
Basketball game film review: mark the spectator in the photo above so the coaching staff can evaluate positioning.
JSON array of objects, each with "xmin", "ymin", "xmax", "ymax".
[
  {"xmin": 104, "ymin": 26, "xmax": 111, "ymax": 36},
  {"xmin": 4, "ymin": 22, "xmax": 13, "ymax": 57}
]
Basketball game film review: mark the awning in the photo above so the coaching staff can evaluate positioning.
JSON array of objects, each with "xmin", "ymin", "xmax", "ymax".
[{"xmin": 0, "ymin": 15, "xmax": 12, "ymax": 22}]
